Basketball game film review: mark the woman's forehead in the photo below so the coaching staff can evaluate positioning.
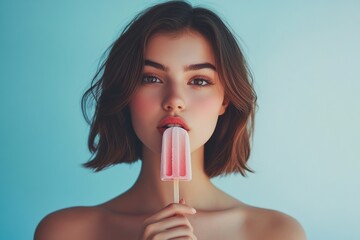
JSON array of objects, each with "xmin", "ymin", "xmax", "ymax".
[{"xmin": 144, "ymin": 30, "xmax": 216, "ymax": 67}]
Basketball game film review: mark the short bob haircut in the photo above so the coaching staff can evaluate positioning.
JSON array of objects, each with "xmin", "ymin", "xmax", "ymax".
[{"xmin": 81, "ymin": 1, "xmax": 257, "ymax": 178}]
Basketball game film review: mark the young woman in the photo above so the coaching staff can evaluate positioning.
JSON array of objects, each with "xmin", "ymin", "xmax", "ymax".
[{"xmin": 35, "ymin": 1, "xmax": 306, "ymax": 239}]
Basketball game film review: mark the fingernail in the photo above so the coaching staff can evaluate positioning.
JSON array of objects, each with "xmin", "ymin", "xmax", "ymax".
[{"xmin": 191, "ymin": 208, "xmax": 196, "ymax": 214}]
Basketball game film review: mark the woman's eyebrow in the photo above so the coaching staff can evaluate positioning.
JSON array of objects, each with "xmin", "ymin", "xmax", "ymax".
[
  {"xmin": 144, "ymin": 59, "xmax": 216, "ymax": 72},
  {"xmin": 144, "ymin": 59, "xmax": 167, "ymax": 71},
  {"xmin": 185, "ymin": 63, "xmax": 216, "ymax": 71}
]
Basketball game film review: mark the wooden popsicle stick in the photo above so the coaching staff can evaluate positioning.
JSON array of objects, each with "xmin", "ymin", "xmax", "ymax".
[{"xmin": 174, "ymin": 179, "xmax": 179, "ymax": 203}]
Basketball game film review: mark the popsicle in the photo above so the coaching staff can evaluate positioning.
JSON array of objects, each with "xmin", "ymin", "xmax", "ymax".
[{"xmin": 161, "ymin": 127, "xmax": 192, "ymax": 203}]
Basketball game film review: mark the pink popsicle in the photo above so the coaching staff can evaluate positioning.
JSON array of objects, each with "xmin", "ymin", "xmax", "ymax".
[{"xmin": 161, "ymin": 127, "xmax": 192, "ymax": 203}]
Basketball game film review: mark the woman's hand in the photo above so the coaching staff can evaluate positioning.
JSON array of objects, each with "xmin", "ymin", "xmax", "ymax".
[{"xmin": 139, "ymin": 199, "xmax": 197, "ymax": 240}]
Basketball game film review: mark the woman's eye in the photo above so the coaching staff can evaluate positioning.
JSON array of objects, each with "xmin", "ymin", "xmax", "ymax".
[
  {"xmin": 190, "ymin": 78, "xmax": 212, "ymax": 86},
  {"xmin": 142, "ymin": 75, "xmax": 161, "ymax": 84}
]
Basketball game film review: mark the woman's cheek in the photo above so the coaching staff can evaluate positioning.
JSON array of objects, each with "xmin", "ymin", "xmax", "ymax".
[
  {"xmin": 131, "ymin": 91, "xmax": 157, "ymax": 113},
  {"xmin": 194, "ymin": 95, "xmax": 222, "ymax": 114},
  {"xmin": 129, "ymin": 91, "xmax": 159, "ymax": 134}
]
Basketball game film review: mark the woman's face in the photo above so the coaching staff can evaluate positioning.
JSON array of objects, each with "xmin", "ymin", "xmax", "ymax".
[{"xmin": 129, "ymin": 30, "xmax": 227, "ymax": 157}]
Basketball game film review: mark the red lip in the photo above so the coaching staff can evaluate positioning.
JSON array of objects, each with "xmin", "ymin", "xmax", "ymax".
[{"xmin": 157, "ymin": 116, "xmax": 190, "ymax": 135}]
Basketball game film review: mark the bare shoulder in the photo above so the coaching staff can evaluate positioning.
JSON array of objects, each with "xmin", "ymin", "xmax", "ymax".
[
  {"xmin": 34, "ymin": 206, "xmax": 106, "ymax": 240},
  {"xmin": 242, "ymin": 205, "xmax": 307, "ymax": 240}
]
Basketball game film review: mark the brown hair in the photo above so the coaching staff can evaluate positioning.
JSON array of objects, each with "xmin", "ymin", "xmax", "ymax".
[{"xmin": 81, "ymin": 1, "xmax": 257, "ymax": 177}]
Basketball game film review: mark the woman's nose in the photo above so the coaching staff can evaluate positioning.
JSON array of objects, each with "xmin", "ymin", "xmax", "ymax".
[{"xmin": 162, "ymin": 86, "xmax": 186, "ymax": 112}]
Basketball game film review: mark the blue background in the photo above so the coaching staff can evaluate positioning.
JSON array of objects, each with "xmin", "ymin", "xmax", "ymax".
[{"xmin": 1, "ymin": 0, "xmax": 359, "ymax": 239}]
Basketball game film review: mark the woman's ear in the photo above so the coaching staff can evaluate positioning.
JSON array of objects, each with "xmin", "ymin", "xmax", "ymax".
[{"xmin": 219, "ymin": 98, "xmax": 229, "ymax": 116}]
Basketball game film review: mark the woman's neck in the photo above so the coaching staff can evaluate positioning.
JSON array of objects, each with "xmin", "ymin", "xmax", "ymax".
[{"xmin": 128, "ymin": 146, "xmax": 222, "ymax": 211}]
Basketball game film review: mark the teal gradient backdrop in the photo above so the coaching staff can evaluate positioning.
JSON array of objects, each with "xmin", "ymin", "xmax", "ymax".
[{"xmin": 1, "ymin": 0, "xmax": 359, "ymax": 239}]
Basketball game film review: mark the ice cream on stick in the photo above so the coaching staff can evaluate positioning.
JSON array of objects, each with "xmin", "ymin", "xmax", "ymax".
[{"xmin": 161, "ymin": 126, "xmax": 192, "ymax": 203}]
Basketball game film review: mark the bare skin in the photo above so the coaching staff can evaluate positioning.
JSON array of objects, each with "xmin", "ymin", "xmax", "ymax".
[
  {"xmin": 34, "ymin": 31, "xmax": 306, "ymax": 240},
  {"xmin": 35, "ymin": 149, "xmax": 306, "ymax": 240}
]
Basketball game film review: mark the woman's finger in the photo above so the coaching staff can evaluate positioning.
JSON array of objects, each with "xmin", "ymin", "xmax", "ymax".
[
  {"xmin": 144, "ymin": 203, "xmax": 196, "ymax": 225},
  {"xmin": 144, "ymin": 214, "xmax": 193, "ymax": 235},
  {"xmin": 151, "ymin": 225, "xmax": 196, "ymax": 240}
]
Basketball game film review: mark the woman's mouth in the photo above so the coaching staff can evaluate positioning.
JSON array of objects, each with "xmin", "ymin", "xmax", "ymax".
[{"xmin": 157, "ymin": 116, "xmax": 190, "ymax": 135}]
